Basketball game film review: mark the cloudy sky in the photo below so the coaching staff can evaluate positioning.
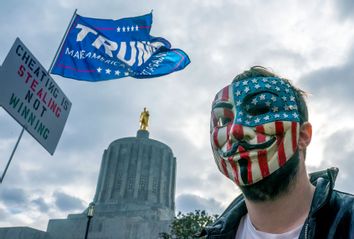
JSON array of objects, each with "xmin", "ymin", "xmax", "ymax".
[{"xmin": 1, "ymin": 0, "xmax": 354, "ymax": 231}]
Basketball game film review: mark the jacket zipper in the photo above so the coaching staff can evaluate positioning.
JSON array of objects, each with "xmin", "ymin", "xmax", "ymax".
[{"xmin": 304, "ymin": 223, "xmax": 309, "ymax": 239}]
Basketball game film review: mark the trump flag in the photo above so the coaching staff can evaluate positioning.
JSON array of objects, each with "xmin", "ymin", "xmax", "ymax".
[{"xmin": 50, "ymin": 12, "xmax": 190, "ymax": 81}]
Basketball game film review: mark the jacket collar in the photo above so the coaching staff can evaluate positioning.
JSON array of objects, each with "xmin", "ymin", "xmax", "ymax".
[
  {"xmin": 199, "ymin": 194, "xmax": 246, "ymax": 238},
  {"xmin": 308, "ymin": 167, "xmax": 338, "ymax": 216}
]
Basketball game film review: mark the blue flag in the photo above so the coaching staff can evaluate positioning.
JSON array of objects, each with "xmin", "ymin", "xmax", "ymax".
[{"xmin": 50, "ymin": 13, "xmax": 190, "ymax": 81}]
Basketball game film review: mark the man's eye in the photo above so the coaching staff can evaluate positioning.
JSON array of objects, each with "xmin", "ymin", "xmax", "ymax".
[
  {"xmin": 217, "ymin": 117, "xmax": 231, "ymax": 127},
  {"xmin": 246, "ymin": 104, "xmax": 271, "ymax": 116},
  {"xmin": 243, "ymin": 92, "xmax": 278, "ymax": 116}
]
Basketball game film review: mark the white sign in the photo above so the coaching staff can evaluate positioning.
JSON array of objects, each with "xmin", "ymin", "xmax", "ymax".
[{"xmin": 0, "ymin": 38, "xmax": 72, "ymax": 155}]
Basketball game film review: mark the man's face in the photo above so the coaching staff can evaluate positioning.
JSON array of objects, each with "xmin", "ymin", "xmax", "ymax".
[{"xmin": 210, "ymin": 77, "xmax": 301, "ymax": 186}]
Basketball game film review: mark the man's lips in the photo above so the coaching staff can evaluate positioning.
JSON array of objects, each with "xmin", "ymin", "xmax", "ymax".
[{"xmin": 222, "ymin": 136, "xmax": 277, "ymax": 157}]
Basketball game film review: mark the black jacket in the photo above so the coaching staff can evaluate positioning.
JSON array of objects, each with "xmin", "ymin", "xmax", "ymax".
[{"xmin": 200, "ymin": 168, "xmax": 354, "ymax": 238}]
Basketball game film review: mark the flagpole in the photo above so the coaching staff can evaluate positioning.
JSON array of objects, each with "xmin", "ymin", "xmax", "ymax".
[
  {"xmin": 0, "ymin": 127, "xmax": 25, "ymax": 184},
  {"xmin": 48, "ymin": 8, "xmax": 78, "ymax": 73}
]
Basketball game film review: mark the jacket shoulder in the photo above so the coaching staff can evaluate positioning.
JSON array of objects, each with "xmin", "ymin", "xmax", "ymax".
[{"xmin": 199, "ymin": 194, "xmax": 247, "ymax": 238}]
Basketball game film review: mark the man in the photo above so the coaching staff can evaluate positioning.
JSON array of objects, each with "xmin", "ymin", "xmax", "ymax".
[{"xmin": 200, "ymin": 66, "xmax": 354, "ymax": 238}]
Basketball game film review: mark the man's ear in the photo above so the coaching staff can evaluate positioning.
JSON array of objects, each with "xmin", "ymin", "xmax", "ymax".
[{"xmin": 298, "ymin": 122, "xmax": 312, "ymax": 150}]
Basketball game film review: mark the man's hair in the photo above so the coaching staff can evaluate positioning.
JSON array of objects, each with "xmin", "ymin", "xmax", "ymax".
[{"xmin": 232, "ymin": 66, "xmax": 308, "ymax": 124}]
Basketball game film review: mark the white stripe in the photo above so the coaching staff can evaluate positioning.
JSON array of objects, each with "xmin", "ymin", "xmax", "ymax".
[
  {"xmin": 251, "ymin": 157, "xmax": 262, "ymax": 183},
  {"xmin": 217, "ymin": 126, "xmax": 228, "ymax": 148},
  {"xmin": 283, "ymin": 122, "xmax": 297, "ymax": 161}
]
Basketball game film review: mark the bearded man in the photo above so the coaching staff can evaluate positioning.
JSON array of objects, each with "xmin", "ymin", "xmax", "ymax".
[{"xmin": 200, "ymin": 66, "xmax": 354, "ymax": 238}]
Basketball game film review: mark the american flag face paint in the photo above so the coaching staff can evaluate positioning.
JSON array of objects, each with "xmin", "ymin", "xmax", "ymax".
[{"xmin": 210, "ymin": 77, "xmax": 301, "ymax": 186}]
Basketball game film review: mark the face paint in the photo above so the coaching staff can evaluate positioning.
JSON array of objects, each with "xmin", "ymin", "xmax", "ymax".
[{"xmin": 210, "ymin": 77, "xmax": 301, "ymax": 186}]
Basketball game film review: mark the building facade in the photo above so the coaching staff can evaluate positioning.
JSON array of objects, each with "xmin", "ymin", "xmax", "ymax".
[{"xmin": 0, "ymin": 129, "xmax": 176, "ymax": 239}]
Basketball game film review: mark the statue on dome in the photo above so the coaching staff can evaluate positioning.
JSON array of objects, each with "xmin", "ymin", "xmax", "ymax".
[{"xmin": 139, "ymin": 107, "xmax": 150, "ymax": 131}]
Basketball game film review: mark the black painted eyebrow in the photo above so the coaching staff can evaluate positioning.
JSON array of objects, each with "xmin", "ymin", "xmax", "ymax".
[{"xmin": 212, "ymin": 101, "xmax": 233, "ymax": 110}]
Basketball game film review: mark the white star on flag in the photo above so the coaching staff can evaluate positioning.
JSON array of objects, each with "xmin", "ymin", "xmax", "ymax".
[
  {"xmin": 105, "ymin": 69, "xmax": 111, "ymax": 74},
  {"xmin": 117, "ymin": 27, "xmax": 121, "ymax": 32},
  {"xmin": 135, "ymin": 25, "xmax": 139, "ymax": 31},
  {"xmin": 97, "ymin": 67, "xmax": 102, "ymax": 73},
  {"xmin": 115, "ymin": 70, "xmax": 120, "ymax": 75},
  {"xmin": 251, "ymin": 98, "xmax": 258, "ymax": 105}
]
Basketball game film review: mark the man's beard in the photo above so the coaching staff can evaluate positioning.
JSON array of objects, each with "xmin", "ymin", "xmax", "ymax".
[{"xmin": 239, "ymin": 150, "xmax": 300, "ymax": 202}]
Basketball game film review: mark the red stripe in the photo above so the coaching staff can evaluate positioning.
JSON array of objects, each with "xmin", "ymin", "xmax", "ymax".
[
  {"xmin": 291, "ymin": 122, "xmax": 297, "ymax": 152},
  {"xmin": 217, "ymin": 130, "xmax": 231, "ymax": 180},
  {"xmin": 213, "ymin": 128, "xmax": 220, "ymax": 148},
  {"xmin": 231, "ymin": 124, "xmax": 244, "ymax": 140},
  {"xmin": 171, "ymin": 50, "xmax": 186, "ymax": 71},
  {"xmin": 228, "ymin": 157, "xmax": 239, "ymax": 184},
  {"xmin": 224, "ymin": 109, "xmax": 234, "ymax": 120},
  {"xmin": 226, "ymin": 140, "xmax": 239, "ymax": 184},
  {"xmin": 220, "ymin": 159, "xmax": 229, "ymax": 179},
  {"xmin": 258, "ymin": 150, "xmax": 270, "ymax": 178},
  {"xmin": 56, "ymin": 63, "xmax": 97, "ymax": 72},
  {"xmin": 256, "ymin": 125, "xmax": 266, "ymax": 143},
  {"xmin": 240, "ymin": 149, "xmax": 252, "ymax": 184},
  {"xmin": 255, "ymin": 125, "xmax": 269, "ymax": 177},
  {"xmin": 275, "ymin": 122, "xmax": 286, "ymax": 167},
  {"xmin": 221, "ymin": 86, "xmax": 229, "ymax": 101}
]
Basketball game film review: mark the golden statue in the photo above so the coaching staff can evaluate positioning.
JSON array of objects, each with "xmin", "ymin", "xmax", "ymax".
[{"xmin": 139, "ymin": 107, "xmax": 150, "ymax": 131}]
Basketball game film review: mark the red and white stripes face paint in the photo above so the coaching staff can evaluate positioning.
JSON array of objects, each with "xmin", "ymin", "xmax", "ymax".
[{"xmin": 210, "ymin": 77, "xmax": 300, "ymax": 186}]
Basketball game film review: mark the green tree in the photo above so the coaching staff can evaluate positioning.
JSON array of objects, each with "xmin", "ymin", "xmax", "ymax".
[{"xmin": 160, "ymin": 210, "xmax": 218, "ymax": 239}]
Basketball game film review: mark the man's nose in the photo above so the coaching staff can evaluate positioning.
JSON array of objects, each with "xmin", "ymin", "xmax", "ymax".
[{"xmin": 229, "ymin": 123, "xmax": 256, "ymax": 142}]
